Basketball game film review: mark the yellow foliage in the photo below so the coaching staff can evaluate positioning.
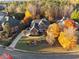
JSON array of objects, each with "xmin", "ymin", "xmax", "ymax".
[
  {"xmin": 46, "ymin": 23, "xmax": 61, "ymax": 45},
  {"xmin": 25, "ymin": 10, "xmax": 32, "ymax": 18},
  {"xmin": 21, "ymin": 10, "xmax": 32, "ymax": 24},
  {"xmin": 58, "ymin": 28, "xmax": 77, "ymax": 50},
  {"xmin": 64, "ymin": 19, "xmax": 75, "ymax": 28},
  {"xmin": 47, "ymin": 23, "xmax": 61, "ymax": 38}
]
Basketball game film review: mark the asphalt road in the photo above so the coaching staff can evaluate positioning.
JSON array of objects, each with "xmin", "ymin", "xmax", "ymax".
[
  {"xmin": 0, "ymin": 46, "xmax": 5, "ymax": 55},
  {"xmin": 4, "ymin": 49, "xmax": 79, "ymax": 59},
  {"xmin": 0, "ymin": 46, "xmax": 79, "ymax": 59}
]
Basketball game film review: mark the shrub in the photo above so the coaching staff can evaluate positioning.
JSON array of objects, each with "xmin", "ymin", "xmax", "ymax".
[{"xmin": 71, "ymin": 9, "xmax": 79, "ymax": 22}]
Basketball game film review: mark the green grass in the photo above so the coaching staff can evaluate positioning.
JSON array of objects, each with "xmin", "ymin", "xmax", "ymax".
[
  {"xmin": 0, "ymin": 37, "xmax": 13, "ymax": 46},
  {"xmin": 0, "ymin": 40, "xmax": 11, "ymax": 46},
  {"xmin": 15, "ymin": 38, "xmax": 48, "ymax": 51}
]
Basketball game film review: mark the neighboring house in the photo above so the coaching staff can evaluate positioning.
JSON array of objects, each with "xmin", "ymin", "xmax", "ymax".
[{"xmin": 0, "ymin": 4, "xmax": 6, "ymax": 10}]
